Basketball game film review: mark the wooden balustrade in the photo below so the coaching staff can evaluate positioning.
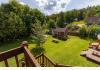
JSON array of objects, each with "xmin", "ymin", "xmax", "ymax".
[
  {"xmin": 36, "ymin": 54, "xmax": 55, "ymax": 67},
  {"xmin": 23, "ymin": 47, "xmax": 40, "ymax": 67},
  {"xmin": 36, "ymin": 54, "xmax": 72, "ymax": 67},
  {"xmin": 0, "ymin": 41, "xmax": 40, "ymax": 67},
  {"xmin": 0, "ymin": 41, "xmax": 72, "ymax": 67}
]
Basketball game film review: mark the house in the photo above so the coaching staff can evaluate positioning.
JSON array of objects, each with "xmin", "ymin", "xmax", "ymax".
[
  {"xmin": 86, "ymin": 16, "xmax": 100, "ymax": 25},
  {"xmin": 52, "ymin": 28, "xmax": 68, "ymax": 38}
]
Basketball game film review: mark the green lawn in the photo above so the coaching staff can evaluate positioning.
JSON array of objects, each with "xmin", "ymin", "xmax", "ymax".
[
  {"xmin": 0, "ymin": 35, "xmax": 100, "ymax": 67},
  {"xmin": 72, "ymin": 21, "xmax": 86, "ymax": 25}
]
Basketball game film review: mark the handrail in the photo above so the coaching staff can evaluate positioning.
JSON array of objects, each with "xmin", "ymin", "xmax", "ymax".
[
  {"xmin": 36, "ymin": 54, "xmax": 55, "ymax": 67},
  {"xmin": 0, "ymin": 41, "xmax": 40, "ymax": 67},
  {"xmin": 0, "ymin": 41, "xmax": 72, "ymax": 67},
  {"xmin": 36, "ymin": 54, "xmax": 72, "ymax": 67},
  {"xmin": 43, "ymin": 54, "xmax": 55, "ymax": 66},
  {"xmin": 0, "ymin": 47, "xmax": 23, "ymax": 61},
  {"xmin": 23, "ymin": 47, "xmax": 40, "ymax": 67}
]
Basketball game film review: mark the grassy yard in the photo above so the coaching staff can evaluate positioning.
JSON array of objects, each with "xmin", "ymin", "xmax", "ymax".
[
  {"xmin": 72, "ymin": 21, "xmax": 86, "ymax": 25},
  {"xmin": 0, "ymin": 35, "xmax": 100, "ymax": 67}
]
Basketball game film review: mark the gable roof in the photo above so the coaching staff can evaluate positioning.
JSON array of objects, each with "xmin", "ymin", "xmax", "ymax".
[
  {"xmin": 52, "ymin": 28, "xmax": 67, "ymax": 32},
  {"xmin": 87, "ymin": 16, "xmax": 100, "ymax": 23}
]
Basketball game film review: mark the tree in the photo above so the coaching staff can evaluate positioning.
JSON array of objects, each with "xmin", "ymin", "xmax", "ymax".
[
  {"xmin": 88, "ymin": 25, "xmax": 100, "ymax": 39},
  {"xmin": 48, "ymin": 19, "xmax": 56, "ymax": 29},
  {"xmin": 31, "ymin": 19, "xmax": 46, "ymax": 56},
  {"xmin": 57, "ymin": 12, "xmax": 65, "ymax": 28},
  {"xmin": 0, "ymin": 0, "xmax": 46, "ymax": 43},
  {"xmin": 84, "ymin": 7, "xmax": 96, "ymax": 21}
]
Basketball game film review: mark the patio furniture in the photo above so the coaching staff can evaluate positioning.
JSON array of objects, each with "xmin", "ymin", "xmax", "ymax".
[{"xmin": 89, "ymin": 42, "xmax": 99, "ymax": 49}]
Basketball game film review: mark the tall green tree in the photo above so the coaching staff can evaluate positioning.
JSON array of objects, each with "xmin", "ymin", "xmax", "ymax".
[
  {"xmin": 57, "ymin": 12, "xmax": 65, "ymax": 28},
  {"xmin": 31, "ymin": 19, "xmax": 46, "ymax": 56},
  {"xmin": 0, "ymin": 0, "xmax": 46, "ymax": 43}
]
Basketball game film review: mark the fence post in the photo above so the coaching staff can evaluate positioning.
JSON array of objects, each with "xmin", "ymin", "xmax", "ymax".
[
  {"xmin": 21, "ymin": 41, "xmax": 29, "ymax": 67},
  {"xmin": 21, "ymin": 41, "xmax": 28, "ymax": 48}
]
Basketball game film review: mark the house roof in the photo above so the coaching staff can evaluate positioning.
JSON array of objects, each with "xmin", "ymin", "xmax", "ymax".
[
  {"xmin": 52, "ymin": 28, "xmax": 67, "ymax": 32},
  {"xmin": 87, "ymin": 16, "xmax": 100, "ymax": 23}
]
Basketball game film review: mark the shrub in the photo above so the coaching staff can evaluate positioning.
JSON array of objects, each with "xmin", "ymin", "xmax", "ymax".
[
  {"xmin": 79, "ymin": 25, "xmax": 100, "ymax": 39},
  {"xmin": 88, "ymin": 25, "xmax": 100, "ymax": 39},
  {"xmin": 67, "ymin": 24, "xmax": 80, "ymax": 32},
  {"xmin": 79, "ymin": 26, "xmax": 88, "ymax": 38},
  {"xmin": 32, "ymin": 47, "xmax": 45, "ymax": 56},
  {"xmin": 61, "ymin": 36, "xmax": 68, "ymax": 41}
]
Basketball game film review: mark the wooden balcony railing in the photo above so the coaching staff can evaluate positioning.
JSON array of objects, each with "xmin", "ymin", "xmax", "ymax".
[
  {"xmin": 0, "ymin": 41, "xmax": 40, "ymax": 67},
  {"xmin": 36, "ymin": 54, "xmax": 55, "ymax": 67},
  {"xmin": 0, "ymin": 41, "xmax": 72, "ymax": 67},
  {"xmin": 36, "ymin": 54, "xmax": 72, "ymax": 67}
]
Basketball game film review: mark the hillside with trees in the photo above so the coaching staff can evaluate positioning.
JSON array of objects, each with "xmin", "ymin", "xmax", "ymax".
[
  {"xmin": 0, "ymin": 0, "xmax": 46, "ymax": 43},
  {"xmin": 0, "ymin": 0, "xmax": 100, "ymax": 43},
  {"xmin": 47, "ymin": 5, "xmax": 100, "ymax": 27}
]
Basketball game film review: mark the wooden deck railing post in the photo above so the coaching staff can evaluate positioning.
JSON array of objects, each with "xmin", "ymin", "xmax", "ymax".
[
  {"xmin": 21, "ymin": 41, "xmax": 29, "ymax": 67},
  {"xmin": 21, "ymin": 41, "xmax": 28, "ymax": 48},
  {"xmin": 0, "ymin": 41, "xmax": 40, "ymax": 67}
]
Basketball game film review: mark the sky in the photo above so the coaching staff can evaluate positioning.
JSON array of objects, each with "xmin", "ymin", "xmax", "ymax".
[{"xmin": 0, "ymin": 0, "xmax": 100, "ymax": 15}]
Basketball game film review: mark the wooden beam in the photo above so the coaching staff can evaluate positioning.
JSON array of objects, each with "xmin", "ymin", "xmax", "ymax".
[
  {"xmin": 0, "ymin": 47, "xmax": 23, "ymax": 61},
  {"xmin": 23, "ymin": 47, "xmax": 40, "ymax": 67}
]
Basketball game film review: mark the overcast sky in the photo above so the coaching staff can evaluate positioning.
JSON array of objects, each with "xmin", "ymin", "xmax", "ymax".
[{"xmin": 0, "ymin": 0, "xmax": 100, "ymax": 15}]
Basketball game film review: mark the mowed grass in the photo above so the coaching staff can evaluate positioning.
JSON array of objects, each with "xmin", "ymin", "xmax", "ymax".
[
  {"xmin": 72, "ymin": 21, "xmax": 86, "ymax": 25},
  {"xmin": 43, "ymin": 36, "xmax": 99, "ymax": 66},
  {"xmin": 0, "ymin": 35, "xmax": 100, "ymax": 67}
]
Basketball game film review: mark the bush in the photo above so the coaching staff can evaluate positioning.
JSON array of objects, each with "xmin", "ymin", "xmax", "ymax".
[
  {"xmin": 88, "ymin": 25, "xmax": 100, "ymax": 39},
  {"xmin": 32, "ymin": 47, "xmax": 45, "ymax": 56},
  {"xmin": 61, "ymin": 36, "xmax": 68, "ymax": 41},
  {"xmin": 67, "ymin": 24, "xmax": 80, "ymax": 32},
  {"xmin": 79, "ymin": 26, "xmax": 88, "ymax": 38},
  {"xmin": 79, "ymin": 25, "xmax": 100, "ymax": 39}
]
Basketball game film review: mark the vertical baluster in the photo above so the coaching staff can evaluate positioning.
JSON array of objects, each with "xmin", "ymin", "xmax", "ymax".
[
  {"xmin": 42, "ymin": 54, "xmax": 44, "ymax": 67},
  {"xmin": 44, "ymin": 56, "xmax": 45, "ymax": 66},
  {"xmin": 46, "ymin": 58, "xmax": 48, "ymax": 67},
  {"xmin": 15, "ymin": 55, "xmax": 19, "ymax": 67},
  {"xmin": 36, "ymin": 58, "xmax": 39, "ymax": 63},
  {"xmin": 24, "ymin": 54, "xmax": 29, "ymax": 67},
  {"xmin": 45, "ymin": 57, "xmax": 46, "ymax": 66},
  {"xmin": 39, "ymin": 55, "xmax": 41, "ymax": 66},
  {"xmin": 48, "ymin": 59, "xmax": 50, "ymax": 67},
  {"xmin": 4, "ymin": 59, "xmax": 9, "ymax": 67}
]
